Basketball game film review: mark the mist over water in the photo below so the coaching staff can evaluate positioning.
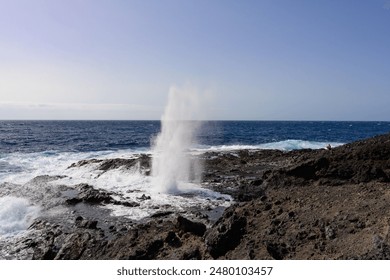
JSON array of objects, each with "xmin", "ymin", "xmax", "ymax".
[{"xmin": 151, "ymin": 86, "xmax": 203, "ymax": 193}]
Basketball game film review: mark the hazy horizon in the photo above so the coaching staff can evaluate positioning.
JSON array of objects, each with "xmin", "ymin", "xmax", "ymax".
[{"xmin": 1, "ymin": 119, "xmax": 390, "ymax": 123}]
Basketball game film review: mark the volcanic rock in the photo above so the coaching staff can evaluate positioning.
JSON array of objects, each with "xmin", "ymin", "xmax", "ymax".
[
  {"xmin": 14, "ymin": 133, "xmax": 390, "ymax": 260},
  {"xmin": 176, "ymin": 216, "xmax": 206, "ymax": 237}
]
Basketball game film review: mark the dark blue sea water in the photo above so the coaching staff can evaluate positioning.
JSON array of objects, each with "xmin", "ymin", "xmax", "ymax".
[
  {"xmin": 1, "ymin": 120, "xmax": 389, "ymax": 154},
  {"xmin": 1, "ymin": 120, "xmax": 390, "ymax": 188}
]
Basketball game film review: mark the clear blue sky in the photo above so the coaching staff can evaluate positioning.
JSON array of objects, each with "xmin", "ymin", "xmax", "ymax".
[{"xmin": 1, "ymin": 0, "xmax": 389, "ymax": 120}]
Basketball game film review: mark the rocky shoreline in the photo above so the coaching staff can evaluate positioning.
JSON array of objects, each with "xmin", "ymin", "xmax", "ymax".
[{"xmin": 3, "ymin": 133, "xmax": 390, "ymax": 259}]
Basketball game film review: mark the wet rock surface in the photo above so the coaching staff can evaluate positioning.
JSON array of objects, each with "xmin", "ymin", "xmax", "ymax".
[
  {"xmin": 68, "ymin": 154, "xmax": 151, "ymax": 176},
  {"xmin": 4, "ymin": 133, "xmax": 390, "ymax": 259}
]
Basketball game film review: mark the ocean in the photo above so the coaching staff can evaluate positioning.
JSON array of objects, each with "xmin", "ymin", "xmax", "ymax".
[
  {"xmin": 1, "ymin": 120, "xmax": 390, "ymax": 185},
  {"xmin": 1, "ymin": 120, "xmax": 389, "ymax": 154},
  {"xmin": 0, "ymin": 120, "xmax": 389, "ymax": 241}
]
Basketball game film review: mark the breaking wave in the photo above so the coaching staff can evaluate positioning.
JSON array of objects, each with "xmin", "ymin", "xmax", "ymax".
[
  {"xmin": 0, "ymin": 196, "xmax": 40, "ymax": 237},
  {"xmin": 195, "ymin": 139, "xmax": 344, "ymax": 152}
]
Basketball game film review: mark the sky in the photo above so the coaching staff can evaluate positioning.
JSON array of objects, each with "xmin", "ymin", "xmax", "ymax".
[{"xmin": 0, "ymin": 0, "xmax": 390, "ymax": 121}]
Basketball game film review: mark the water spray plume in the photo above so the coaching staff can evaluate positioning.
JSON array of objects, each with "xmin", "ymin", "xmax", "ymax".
[{"xmin": 151, "ymin": 86, "xmax": 203, "ymax": 193}]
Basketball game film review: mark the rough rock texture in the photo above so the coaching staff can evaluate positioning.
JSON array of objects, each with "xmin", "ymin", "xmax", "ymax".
[
  {"xmin": 65, "ymin": 183, "xmax": 113, "ymax": 205},
  {"xmin": 264, "ymin": 133, "xmax": 390, "ymax": 188},
  {"xmin": 177, "ymin": 216, "xmax": 207, "ymax": 237},
  {"xmin": 205, "ymin": 207, "xmax": 247, "ymax": 258},
  {"xmin": 68, "ymin": 154, "xmax": 151, "ymax": 175},
  {"xmin": 65, "ymin": 183, "xmax": 140, "ymax": 208},
  {"xmin": 12, "ymin": 133, "xmax": 390, "ymax": 259}
]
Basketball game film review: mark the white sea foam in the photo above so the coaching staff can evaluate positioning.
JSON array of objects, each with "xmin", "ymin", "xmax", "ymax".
[
  {"xmin": 0, "ymin": 196, "xmax": 40, "ymax": 237},
  {"xmin": 105, "ymin": 182, "xmax": 231, "ymax": 220},
  {"xmin": 194, "ymin": 140, "xmax": 344, "ymax": 152},
  {"xmin": 57, "ymin": 166, "xmax": 231, "ymax": 220},
  {"xmin": 0, "ymin": 149, "xmax": 148, "ymax": 185},
  {"xmin": 258, "ymin": 139, "xmax": 344, "ymax": 150},
  {"xmin": 0, "ymin": 152, "xmax": 230, "ymax": 222},
  {"xmin": 0, "ymin": 147, "xmax": 231, "ymax": 221},
  {"xmin": 0, "ymin": 134, "xmax": 343, "ymax": 221}
]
